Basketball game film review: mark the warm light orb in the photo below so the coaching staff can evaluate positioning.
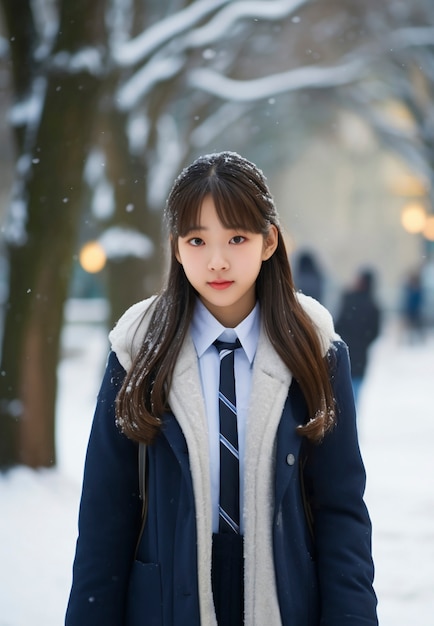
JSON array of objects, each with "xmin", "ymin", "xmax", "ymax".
[
  {"xmin": 401, "ymin": 203, "xmax": 427, "ymax": 234},
  {"xmin": 423, "ymin": 215, "xmax": 434, "ymax": 241},
  {"xmin": 79, "ymin": 241, "xmax": 106, "ymax": 273}
]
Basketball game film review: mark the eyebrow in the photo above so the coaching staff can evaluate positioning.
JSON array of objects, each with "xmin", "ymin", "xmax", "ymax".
[
  {"xmin": 182, "ymin": 224, "xmax": 208, "ymax": 235},
  {"xmin": 181, "ymin": 223, "xmax": 247, "ymax": 236}
]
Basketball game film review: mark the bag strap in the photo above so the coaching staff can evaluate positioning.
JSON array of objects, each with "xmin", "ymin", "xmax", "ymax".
[
  {"xmin": 138, "ymin": 442, "xmax": 148, "ymax": 519},
  {"xmin": 299, "ymin": 448, "xmax": 315, "ymax": 548},
  {"xmin": 135, "ymin": 443, "xmax": 148, "ymax": 555}
]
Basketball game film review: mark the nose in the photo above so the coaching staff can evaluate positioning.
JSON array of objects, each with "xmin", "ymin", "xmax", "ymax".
[{"xmin": 208, "ymin": 247, "xmax": 229, "ymax": 271}]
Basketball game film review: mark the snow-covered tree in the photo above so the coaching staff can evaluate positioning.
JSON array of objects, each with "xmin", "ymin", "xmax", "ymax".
[
  {"xmin": 0, "ymin": 0, "xmax": 109, "ymax": 468},
  {"xmin": 341, "ymin": 2, "xmax": 434, "ymax": 204},
  {"xmin": 0, "ymin": 0, "xmax": 432, "ymax": 468},
  {"xmin": 0, "ymin": 0, "xmax": 324, "ymax": 469}
]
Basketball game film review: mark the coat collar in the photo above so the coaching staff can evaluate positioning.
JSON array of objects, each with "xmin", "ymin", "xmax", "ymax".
[{"xmin": 109, "ymin": 292, "xmax": 337, "ymax": 373}]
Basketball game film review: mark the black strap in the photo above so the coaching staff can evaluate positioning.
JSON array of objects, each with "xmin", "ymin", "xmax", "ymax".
[{"xmin": 134, "ymin": 443, "xmax": 148, "ymax": 556}]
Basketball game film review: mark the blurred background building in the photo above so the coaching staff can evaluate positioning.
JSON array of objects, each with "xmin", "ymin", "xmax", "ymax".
[{"xmin": 271, "ymin": 110, "xmax": 429, "ymax": 315}]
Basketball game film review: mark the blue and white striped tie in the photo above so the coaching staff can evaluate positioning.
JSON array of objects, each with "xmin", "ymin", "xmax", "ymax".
[{"xmin": 213, "ymin": 338, "xmax": 242, "ymax": 534}]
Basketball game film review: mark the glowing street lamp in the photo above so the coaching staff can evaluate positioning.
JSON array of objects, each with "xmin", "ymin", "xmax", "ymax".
[
  {"xmin": 400, "ymin": 203, "xmax": 427, "ymax": 234},
  {"xmin": 79, "ymin": 241, "xmax": 107, "ymax": 273}
]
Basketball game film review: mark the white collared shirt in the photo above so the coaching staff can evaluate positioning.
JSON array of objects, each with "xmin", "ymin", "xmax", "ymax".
[{"xmin": 190, "ymin": 298, "xmax": 260, "ymax": 534}]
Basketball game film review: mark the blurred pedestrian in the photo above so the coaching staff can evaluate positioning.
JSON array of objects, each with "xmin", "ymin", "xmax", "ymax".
[
  {"xmin": 401, "ymin": 269, "xmax": 424, "ymax": 342},
  {"xmin": 420, "ymin": 257, "xmax": 434, "ymax": 328},
  {"xmin": 336, "ymin": 268, "xmax": 381, "ymax": 405},
  {"xmin": 293, "ymin": 250, "xmax": 324, "ymax": 303}
]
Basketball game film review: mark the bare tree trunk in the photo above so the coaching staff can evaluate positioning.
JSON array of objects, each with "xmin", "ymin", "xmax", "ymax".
[
  {"xmin": 0, "ymin": 0, "xmax": 107, "ymax": 468},
  {"xmin": 101, "ymin": 106, "xmax": 166, "ymax": 328}
]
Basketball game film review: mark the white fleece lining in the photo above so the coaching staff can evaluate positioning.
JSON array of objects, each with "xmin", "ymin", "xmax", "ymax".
[
  {"xmin": 108, "ymin": 293, "xmax": 336, "ymax": 374},
  {"xmin": 167, "ymin": 336, "xmax": 218, "ymax": 626},
  {"xmin": 243, "ymin": 333, "xmax": 292, "ymax": 626},
  {"xmin": 108, "ymin": 295, "xmax": 157, "ymax": 371}
]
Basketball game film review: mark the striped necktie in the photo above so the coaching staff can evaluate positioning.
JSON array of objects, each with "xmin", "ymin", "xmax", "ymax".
[{"xmin": 213, "ymin": 338, "xmax": 242, "ymax": 534}]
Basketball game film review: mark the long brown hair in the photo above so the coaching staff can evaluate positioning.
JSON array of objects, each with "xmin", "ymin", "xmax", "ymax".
[{"xmin": 116, "ymin": 152, "xmax": 336, "ymax": 444}]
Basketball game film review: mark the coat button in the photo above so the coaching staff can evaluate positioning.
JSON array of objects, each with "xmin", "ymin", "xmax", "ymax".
[{"xmin": 286, "ymin": 453, "xmax": 295, "ymax": 466}]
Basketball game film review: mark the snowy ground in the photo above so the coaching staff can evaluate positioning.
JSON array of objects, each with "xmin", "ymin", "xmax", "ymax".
[
  {"xmin": 1, "ymin": 306, "xmax": 433, "ymax": 626},
  {"xmin": 359, "ymin": 321, "xmax": 434, "ymax": 626}
]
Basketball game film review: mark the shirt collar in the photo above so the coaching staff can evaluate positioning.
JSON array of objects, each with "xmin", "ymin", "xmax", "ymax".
[{"xmin": 190, "ymin": 298, "xmax": 260, "ymax": 365}]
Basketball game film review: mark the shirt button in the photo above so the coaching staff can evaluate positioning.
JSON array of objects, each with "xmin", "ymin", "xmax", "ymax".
[{"xmin": 286, "ymin": 453, "xmax": 295, "ymax": 466}]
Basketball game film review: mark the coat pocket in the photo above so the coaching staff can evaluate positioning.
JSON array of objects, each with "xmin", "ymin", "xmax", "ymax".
[{"xmin": 126, "ymin": 561, "xmax": 163, "ymax": 626}]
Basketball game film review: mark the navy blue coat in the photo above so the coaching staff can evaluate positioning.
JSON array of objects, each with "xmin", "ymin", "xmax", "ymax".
[{"xmin": 66, "ymin": 340, "xmax": 377, "ymax": 625}]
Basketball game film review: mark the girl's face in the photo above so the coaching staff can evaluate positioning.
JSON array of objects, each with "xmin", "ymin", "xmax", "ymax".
[{"xmin": 175, "ymin": 194, "xmax": 277, "ymax": 327}]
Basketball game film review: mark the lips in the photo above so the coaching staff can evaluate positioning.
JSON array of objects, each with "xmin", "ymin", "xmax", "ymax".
[{"xmin": 208, "ymin": 280, "xmax": 233, "ymax": 290}]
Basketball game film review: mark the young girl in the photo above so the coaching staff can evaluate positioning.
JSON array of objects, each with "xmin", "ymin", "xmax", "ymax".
[{"xmin": 66, "ymin": 151, "xmax": 378, "ymax": 626}]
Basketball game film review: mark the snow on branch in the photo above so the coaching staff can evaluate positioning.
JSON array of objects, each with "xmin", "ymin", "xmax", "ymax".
[
  {"xmin": 189, "ymin": 57, "xmax": 367, "ymax": 102},
  {"xmin": 116, "ymin": 55, "xmax": 184, "ymax": 111},
  {"xmin": 9, "ymin": 76, "xmax": 47, "ymax": 128},
  {"xmin": 99, "ymin": 226, "xmax": 154, "ymax": 260},
  {"xmin": 187, "ymin": 0, "xmax": 309, "ymax": 47},
  {"xmin": 50, "ymin": 48, "xmax": 105, "ymax": 76},
  {"xmin": 191, "ymin": 102, "xmax": 251, "ymax": 147},
  {"xmin": 112, "ymin": 0, "xmax": 231, "ymax": 67},
  {"xmin": 388, "ymin": 27, "xmax": 434, "ymax": 50},
  {"xmin": 188, "ymin": 24, "xmax": 434, "ymax": 104}
]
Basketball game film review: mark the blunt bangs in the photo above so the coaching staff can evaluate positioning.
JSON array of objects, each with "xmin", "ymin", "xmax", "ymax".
[{"xmin": 166, "ymin": 151, "xmax": 279, "ymax": 239}]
